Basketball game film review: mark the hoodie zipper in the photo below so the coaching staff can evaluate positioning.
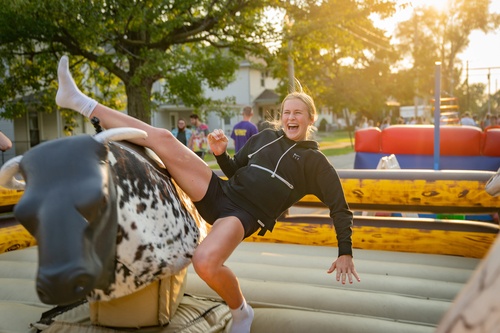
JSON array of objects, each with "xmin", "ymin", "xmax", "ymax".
[
  {"xmin": 249, "ymin": 164, "xmax": 294, "ymax": 189},
  {"xmin": 247, "ymin": 134, "xmax": 298, "ymax": 189}
]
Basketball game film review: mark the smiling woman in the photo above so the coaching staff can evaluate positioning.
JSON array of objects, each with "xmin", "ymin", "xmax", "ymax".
[{"xmin": 280, "ymin": 92, "xmax": 317, "ymax": 141}]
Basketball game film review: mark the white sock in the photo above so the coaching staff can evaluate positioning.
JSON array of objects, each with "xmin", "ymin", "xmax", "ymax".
[
  {"xmin": 230, "ymin": 300, "xmax": 254, "ymax": 333},
  {"xmin": 55, "ymin": 56, "xmax": 98, "ymax": 118}
]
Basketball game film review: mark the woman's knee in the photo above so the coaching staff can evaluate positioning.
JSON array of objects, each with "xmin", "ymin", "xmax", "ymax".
[
  {"xmin": 192, "ymin": 250, "xmax": 217, "ymax": 281},
  {"xmin": 146, "ymin": 127, "xmax": 181, "ymax": 151},
  {"xmin": 150, "ymin": 127, "xmax": 174, "ymax": 142}
]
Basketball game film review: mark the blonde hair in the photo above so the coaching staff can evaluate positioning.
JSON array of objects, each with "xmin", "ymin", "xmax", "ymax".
[{"xmin": 278, "ymin": 80, "xmax": 317, "ymax": 139}]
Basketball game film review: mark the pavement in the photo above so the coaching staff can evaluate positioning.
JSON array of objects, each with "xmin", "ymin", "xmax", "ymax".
[{"xmin": 327, "ymin": 152, "xmax": 356, "ymax": 169}]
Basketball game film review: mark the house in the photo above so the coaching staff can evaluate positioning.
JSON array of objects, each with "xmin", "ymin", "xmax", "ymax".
[
  {"xmin": 152, "ymin": 58, "xmax": 281, "ymax": 149},
  {"xmin": 0, "ymin": 58, "xmax": 281, "ymax": 165}
]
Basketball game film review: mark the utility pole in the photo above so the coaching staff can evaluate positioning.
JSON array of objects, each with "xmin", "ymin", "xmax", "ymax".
[
  {"xmin": 488, "ymin": 68, "xmax": 491, "ymax": 114},
  {"xmin": 466, "ymin": 66, "xmax": 500, "ymax": 114},
  {"xmin": 466, "ymin": 61, "xmax": 469, "ymax": 111},
  {"xmin": 285, "ymin": 15, "xmax": 295, "ymax": 92}
]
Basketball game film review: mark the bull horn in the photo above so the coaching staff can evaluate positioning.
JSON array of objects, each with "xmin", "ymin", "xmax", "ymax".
[
  {"xmin": 94, "ymin": 127, "xmax": 148, "ymax": 144},
  {"xmin": 0, "ymin": 155, "xmax": 25, "ymax": 190}
]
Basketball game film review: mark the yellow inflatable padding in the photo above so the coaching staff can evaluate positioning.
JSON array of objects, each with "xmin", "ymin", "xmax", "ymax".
[
  {"xmin": 0, "ymin": 224, "xmax": 37, "ymax": 253},
  {"xmin": 0, "ymin": 187, "xmax": 23, "ymax": 208}
]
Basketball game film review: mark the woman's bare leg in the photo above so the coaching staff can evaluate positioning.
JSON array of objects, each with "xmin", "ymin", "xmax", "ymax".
[
  {"xmin": 56, "ymin": 56, "xmax": 212, "ymax": 201},
  {"xmin": 90, "ymin": 105, "xmax": 212, "ymax": 201},
  {"xmin": 192, "ymin": 217, "xmax": 253, "ymax": 332}
]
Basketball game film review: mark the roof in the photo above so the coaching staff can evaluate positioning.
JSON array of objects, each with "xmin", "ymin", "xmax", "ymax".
[{"xmin": 254, "ymin": 89, "xmax": 280, "ymax": 105}]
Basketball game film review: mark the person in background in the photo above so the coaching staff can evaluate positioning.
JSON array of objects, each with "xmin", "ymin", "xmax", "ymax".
[
  {"xmin": 257, "ymin": 118, "xmax": 271, "ymax": 132},
  {"xmin": 171, "ymin": 118, "xmax": 192, "ymax": 146},
  {"xmin": 481, "ymin": 113, "xmax": 492, "ymax": 130},
  {"xmin": 189, "ymin": 114, "xmax": 209, "ymax": 159},
  {"xmin": 355, "ymin": 116, "xmax": 368, "ymax": 131},
  {"xmin": 55, "ymin": 55, "xmax": 360, "ymax": 333},
  {"xmin": 230, "ymin": 106, "xmax": 258, "ymax": 153},
  {"xmin": 379, "ymin": 117, "xmax": 391, "ymax": 130},
  {"xmin": 0, "ymin": 131, "xmax": 12, "ymax": 152},
  {"xmin": 460, "ymin": 112, "xmax": 476, "ymax": 126},
  {"xmin": 484, "ymin": 114, "xmax": 499, "ymax": 131}
]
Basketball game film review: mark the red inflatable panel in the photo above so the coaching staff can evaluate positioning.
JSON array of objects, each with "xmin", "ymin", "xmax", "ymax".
[
  {"xmin": 354, "ymin": 127, "xmax": 381, "ymax": 153},
  {"xmin": 381, "ymin": 125, "xmax": 434, "ymax": 155},
  {"xmin": 380, "ymin": 125, "xmax": 483, "ymax": 156},
  {"xmin": 440, "ymin": 126, "xmax": 482, "ymax": 156},
  {"xmin": 483, "ymin": 128, "xmax": 500, "ymax": 156}
]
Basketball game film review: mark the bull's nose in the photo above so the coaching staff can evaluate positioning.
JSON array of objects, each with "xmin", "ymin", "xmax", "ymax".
[{"xmin": 36, "ymin": 272, "xmax": 94, "ymax": 305}]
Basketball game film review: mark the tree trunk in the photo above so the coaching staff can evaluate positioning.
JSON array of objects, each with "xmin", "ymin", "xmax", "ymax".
[{"xmin": 125, "ymin": 80, "xmax": 154, "ymax": 124}]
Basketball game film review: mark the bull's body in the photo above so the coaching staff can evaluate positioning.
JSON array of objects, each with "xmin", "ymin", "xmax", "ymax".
[{"xmin": 1, "ymin": 129, "xmax": 205, "ymax": 305}]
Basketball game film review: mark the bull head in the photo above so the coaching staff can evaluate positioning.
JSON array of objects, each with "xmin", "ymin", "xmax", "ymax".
[{"xmin": 0, "ymin": 128, "xmax": 147, "ymax": 305}]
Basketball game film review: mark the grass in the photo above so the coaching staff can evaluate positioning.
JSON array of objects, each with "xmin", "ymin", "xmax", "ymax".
[{"xmin": 205, "ymin": 130, "xmax": 355, "ymax": 168}]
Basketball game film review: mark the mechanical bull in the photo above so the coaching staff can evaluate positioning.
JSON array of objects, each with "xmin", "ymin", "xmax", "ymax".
[{"xmin": 0, "ymin": 128, "xmax": 206, "ymax": 305}]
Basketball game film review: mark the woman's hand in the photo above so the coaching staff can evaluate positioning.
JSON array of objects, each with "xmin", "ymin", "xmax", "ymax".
[
  {"xmin": 207, "ymin": 129, "xmax": 228, "ymax": 156},
  {"xmin": 327, "ymin": 255, "xmax": 361, "ymax": 284}
]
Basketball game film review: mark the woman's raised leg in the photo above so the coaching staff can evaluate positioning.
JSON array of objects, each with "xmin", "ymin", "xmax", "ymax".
[{"xmin": 56, "ymin": 56, "xmax": 212, "ymax": 201}]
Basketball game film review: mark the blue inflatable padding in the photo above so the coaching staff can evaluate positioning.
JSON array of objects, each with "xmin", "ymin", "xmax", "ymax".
[{"xmin": 354, "ymin": 152, "xmax": 500, "ymax": 171}]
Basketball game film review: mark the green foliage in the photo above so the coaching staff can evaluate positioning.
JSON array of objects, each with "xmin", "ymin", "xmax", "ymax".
[
  {"xmin": 270, "ymin": 0, "xmax": 398, "ymax": 122},
  {"xmin": 393, "ymin": 0, "xmax": 499, "ymax": 106},
  {"xmin": 0, "ymin": 0, "xmax": 280, "ymax": 123}
]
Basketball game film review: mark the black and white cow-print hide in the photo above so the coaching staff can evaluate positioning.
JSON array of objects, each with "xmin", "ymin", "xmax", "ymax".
[{"xmin": 89, "ymin": 142, "xmax": 207, "ymax": 301}]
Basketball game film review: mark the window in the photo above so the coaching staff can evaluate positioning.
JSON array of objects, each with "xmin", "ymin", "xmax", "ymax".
[{"xmin": 28, "ymin": 112, "xmax": 40, "ymax": 147}]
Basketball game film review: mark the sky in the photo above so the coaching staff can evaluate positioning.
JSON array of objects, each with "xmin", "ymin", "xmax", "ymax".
[{"xmin": 375, "ymin": 0, "xmax": 500, "ymax": 90}]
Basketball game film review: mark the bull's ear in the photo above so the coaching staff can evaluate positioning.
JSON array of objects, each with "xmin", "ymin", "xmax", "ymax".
[
  {"xmin": 0, "ymin": 155, "xmax": 25, "ymax": 190},
  {"xmin": 94, "ymin": 128, "xmax": 147, "ymax": 144}
]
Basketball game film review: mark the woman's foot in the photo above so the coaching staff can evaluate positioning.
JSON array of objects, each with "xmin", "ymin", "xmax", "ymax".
[
  {"xmin": 230, "ymin": 300, "xmax": 254, "ymax": 333},
  {"xmin": 55, "ymin": 56, "xmax": 97, "ymax": 117}
]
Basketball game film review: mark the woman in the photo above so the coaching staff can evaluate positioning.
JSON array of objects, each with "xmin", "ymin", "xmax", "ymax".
[
  {"xmin": 55, "ymin": 56, "xmax": 360, "ymax": 333},
  {"xmin": 171, "ymin": 118, "xmax": 191, "ymax": 146}
]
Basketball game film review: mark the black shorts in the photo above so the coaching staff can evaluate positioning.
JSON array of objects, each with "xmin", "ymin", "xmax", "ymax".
[{"xmin": 194, "ymin": 172, "xmax": 261, "ymax": 239}]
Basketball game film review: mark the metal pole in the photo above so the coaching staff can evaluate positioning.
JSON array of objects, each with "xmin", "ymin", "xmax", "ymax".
[
  {"xmin": 488, "ymin": 68, "xmax": 491, "ymax": 114},
  {"xmin": 285, "ymin": 15, "xmax": 295, "ymax": 92},
  {"xmin": 288, "ymin": 39, "xmax": 295, "ymax": 92},
  {"xmin": 434, "ymin": 62, "xmax": 441, "ymax": 171}
]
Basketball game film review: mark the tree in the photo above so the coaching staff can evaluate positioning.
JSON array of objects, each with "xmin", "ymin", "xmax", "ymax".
[
  {"xmin": 271, "ymin": 0, "xmax": 398, "ymax": 122},
  {"xmin": 393, "ymin": 0, "xmax": 500, "ymax": 106},
  {"xmin": 0, "ymin": 0, "xmax": 280, "ymax": 123},
  {"xmin": 455, "ymin": 82, "xmax": 486, "ymax": 116}
]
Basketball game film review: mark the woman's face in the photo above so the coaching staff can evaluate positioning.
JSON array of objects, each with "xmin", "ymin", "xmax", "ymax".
[
  {"xmin": 282, "ymin": 98, "xmax": 312, "ymax": 141},
  {"xmin": 178, "ymin": 120, "xmax": 186, "ymax": 129}
]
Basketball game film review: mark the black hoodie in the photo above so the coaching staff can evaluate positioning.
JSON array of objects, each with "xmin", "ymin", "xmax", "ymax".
[{"xmin": 215, "ymin": 128, "xmax": 353, "ymax": 256}]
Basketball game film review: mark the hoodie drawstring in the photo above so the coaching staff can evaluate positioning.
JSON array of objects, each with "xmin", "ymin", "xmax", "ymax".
[
  {"xmin": 272, "ymin": 143, "xmax": 296, "ymax": 177},
  {"xmin": 247, "ymin": 135, "xmax": 284, "ymax": 159},
  {"xmin": 247, "ymin": 135, "xmax": 297, "ymax": 188}
]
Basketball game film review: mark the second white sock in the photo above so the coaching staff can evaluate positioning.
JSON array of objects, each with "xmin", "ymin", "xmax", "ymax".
[{"xmin": 230, "ymin": 300, "xmax": 254, "ymax": 333}]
